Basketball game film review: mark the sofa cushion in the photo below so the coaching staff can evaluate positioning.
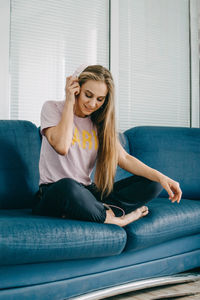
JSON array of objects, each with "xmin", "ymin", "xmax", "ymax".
[
  {"xmin": 124, "ymin": 197, "xmax": 200, "ymax": 251},
  {"xmin": 124, "ymin": 126, "xmax": 200, "ymax": 199},
  {"xmin": 0, "ymin": 209, "xmax": 127, "ymax": 265},
  {"xmin": 0, "ymin": 233, "xmax": 199, "ymax": 291},
  {"xmin": 0, "ymin": 120, "xmax": 41, "ymax": 209}
]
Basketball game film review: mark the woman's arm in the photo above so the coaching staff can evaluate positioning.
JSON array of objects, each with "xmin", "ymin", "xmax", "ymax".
[
  {"xmin": 117, "ymin": 141, "xmax": 182, "ymax": 203},
  {"xmin": 44, "ymin": 76, "xmax": 80, "ymax": 155}
]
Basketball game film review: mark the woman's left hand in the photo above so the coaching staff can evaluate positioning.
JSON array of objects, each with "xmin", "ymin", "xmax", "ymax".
[{"xmin": 159, "ymin": 175, "xmax": 182, "ymax": 203}]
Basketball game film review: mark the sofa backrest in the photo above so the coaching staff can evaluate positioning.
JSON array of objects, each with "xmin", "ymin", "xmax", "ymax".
[
  {"xmin": 114, "ymin": 132, "xmax": 133, "ymax": 182},
  {"xmin": 124, "ymin": 126, "xmax": 200, "ymax": 200},
  {"xmin": 2, "ymin": 122, "xmax": 199, "ymax": 208},
  {"xmin": 0, "ymin": 120, "xmax": 41, "ymax": 209}
]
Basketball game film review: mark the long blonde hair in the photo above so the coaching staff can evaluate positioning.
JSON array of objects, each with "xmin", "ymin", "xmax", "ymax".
[{"xmin": 78, "ymin": 65, "xmax": 118, "ymax": 198}]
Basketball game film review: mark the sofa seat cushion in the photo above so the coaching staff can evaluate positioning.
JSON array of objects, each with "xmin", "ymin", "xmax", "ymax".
[
  {"xmin": 0, "ymin": 209, "xmax": 126, "ymax": 266},
  {"xmin": 124, "ymin": 197, "xmax": 200, "ymax": 251}
]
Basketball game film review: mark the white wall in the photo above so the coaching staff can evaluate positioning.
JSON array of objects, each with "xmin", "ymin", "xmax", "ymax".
[
  {"xmin": 190, "ymin": 0, "xmax": 200, "ymax": 127},
  {"xmin": 0, "ymin": 0, "xmax": 10, "ymax": 119}
]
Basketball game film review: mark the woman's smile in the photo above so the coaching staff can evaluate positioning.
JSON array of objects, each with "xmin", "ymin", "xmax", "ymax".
[{"xmin": 84, "ymin": 104, "xmax": 94, "ymax": 111}]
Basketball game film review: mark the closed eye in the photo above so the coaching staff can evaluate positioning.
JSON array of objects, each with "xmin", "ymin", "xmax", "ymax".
[
  {"xmin": 85, "ymin": 93, "xmax": 92, "ymax": 98},
  {"xmin": 85, "ymin": 93, "xmax": 104, "ymax": 102}
]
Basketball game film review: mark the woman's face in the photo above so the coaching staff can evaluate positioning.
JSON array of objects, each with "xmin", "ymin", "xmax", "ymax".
[{"xmin": 74, "ymin": 80, "xmax": 108, "ymax": 118}]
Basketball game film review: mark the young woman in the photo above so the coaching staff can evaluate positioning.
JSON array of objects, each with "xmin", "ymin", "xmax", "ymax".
[{"xmin": 32, "ymin": 65, "xmax": 182, "ymax": 227}]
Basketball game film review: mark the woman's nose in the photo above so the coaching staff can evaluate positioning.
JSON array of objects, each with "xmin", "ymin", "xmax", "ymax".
[{"xmin": 88, "ymin": 99, "xmax": 96, "ymax": 108}]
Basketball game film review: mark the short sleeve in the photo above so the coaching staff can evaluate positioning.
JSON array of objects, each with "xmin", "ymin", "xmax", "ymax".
[{"xmin": 40, "ymin": 101, "xmax": 61, "ymax": 135}]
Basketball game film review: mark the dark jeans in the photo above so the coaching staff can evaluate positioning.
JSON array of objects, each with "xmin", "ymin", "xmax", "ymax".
[{"xmin": 32, "ymin": 175, "xmax": 163, "ymax": 223}]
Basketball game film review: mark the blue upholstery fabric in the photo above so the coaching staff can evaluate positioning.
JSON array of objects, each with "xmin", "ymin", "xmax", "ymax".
[
  {"xmin": 0, "ymin": 246, "xmax": 199, "ymax": 300},
  {"xmin": 124, "ymin": 126, "xmax": 200, "ymax": 199},
  {"xmin": 0, "ymin": 233, "xmax": 199, "ymax": 290},
  {"xmin": 124, "ymin": 197, "xmax": 200, "ymax": 251},
  {"xmin": 0, "ymin": 209, "xmax": 126, "ymax": 265},
  {"xmin": 115, "ymin": 132, "xmax": 132, "ymax": 182},
  {"xmin": 0, "ymin": 234, "xmax": 199, "ymax": 298},
  {"xmin": 0, "ymin": 121, "xmax": 41, "ymax": 209}
]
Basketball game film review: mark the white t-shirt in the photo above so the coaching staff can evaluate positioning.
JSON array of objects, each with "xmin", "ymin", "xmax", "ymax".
[{"xmin": 39, "ymin": 100, "xmax": 98, "ymax": 186}]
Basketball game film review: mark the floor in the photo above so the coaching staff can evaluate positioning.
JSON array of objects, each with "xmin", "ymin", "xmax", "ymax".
[{"xmin": 104, "ymin": 271, "xmax": 200, "ymax": 300}]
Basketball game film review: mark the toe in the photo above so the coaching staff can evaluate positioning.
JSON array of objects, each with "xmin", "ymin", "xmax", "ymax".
[
  {"xmin": 140, "ymin": 206, "xmax": 148, "ymax": 212},
  {"xmin": 143, "ymin": 210, "xmax": 149, "ymax": 216}
]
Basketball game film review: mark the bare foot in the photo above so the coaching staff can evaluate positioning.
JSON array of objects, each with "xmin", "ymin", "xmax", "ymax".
[{"xmin": 104, "ymin": 206, "xmax": 149, "ymax": 227}]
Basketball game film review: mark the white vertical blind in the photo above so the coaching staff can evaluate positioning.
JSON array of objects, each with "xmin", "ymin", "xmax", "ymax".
[
  {"xmin": 118, "ymin": 0, "xmax": 190, "ymax": 131},
  {"xmin": 190, "ymin": 0, "xmax": 200, "ymax": 127},
  {"xmin": 10, "ymin": 0, "xmax": 109, "ymax": 126},
  {"xmin": 0, "ymin": 0, "xmax": 10, "ymax": 119}
]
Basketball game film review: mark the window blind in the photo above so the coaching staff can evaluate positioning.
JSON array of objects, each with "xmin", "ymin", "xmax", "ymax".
[
  {"xmin": 118, "ymin": 0, "xmax": 190, "ymax": 131},
  {"xmin": 10, "ymin": 0, "xmax": 109, "ymax": 126}
]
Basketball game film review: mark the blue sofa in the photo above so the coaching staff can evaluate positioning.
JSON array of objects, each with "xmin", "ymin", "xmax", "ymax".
[{"xmin": 0, "ymin": 120, "xmax": 200, "ymax": 300}]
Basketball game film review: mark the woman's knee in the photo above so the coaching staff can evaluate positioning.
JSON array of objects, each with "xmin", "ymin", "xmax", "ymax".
[
  {"xmin": 52, "ymin": 179, "xmax": 104, "ymax": 222},
  {"xmin": 40, "ymin": 178, "xmax": 80, "ymax": 216},
  {"xmin": 148, "ymin": 180, "xmax": 163, "ymax": 197},
  {"xmin": 134, "ymin": 176, "xmax": 163, "ymax": 197},
  {"xmin": 41, "ymin": 178, "xmax": 106, "ymax": 223}
]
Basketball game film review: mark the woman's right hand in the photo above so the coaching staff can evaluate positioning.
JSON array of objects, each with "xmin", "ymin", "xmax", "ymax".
[{"xmin": 65, "ymin": 76, "xmax": 80, "ymax": 105}]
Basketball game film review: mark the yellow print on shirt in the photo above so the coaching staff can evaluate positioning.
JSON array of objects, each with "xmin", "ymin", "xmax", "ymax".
[{"xmin": 72, "ymin": 127, "xmax": 98, "ymax": 150}]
